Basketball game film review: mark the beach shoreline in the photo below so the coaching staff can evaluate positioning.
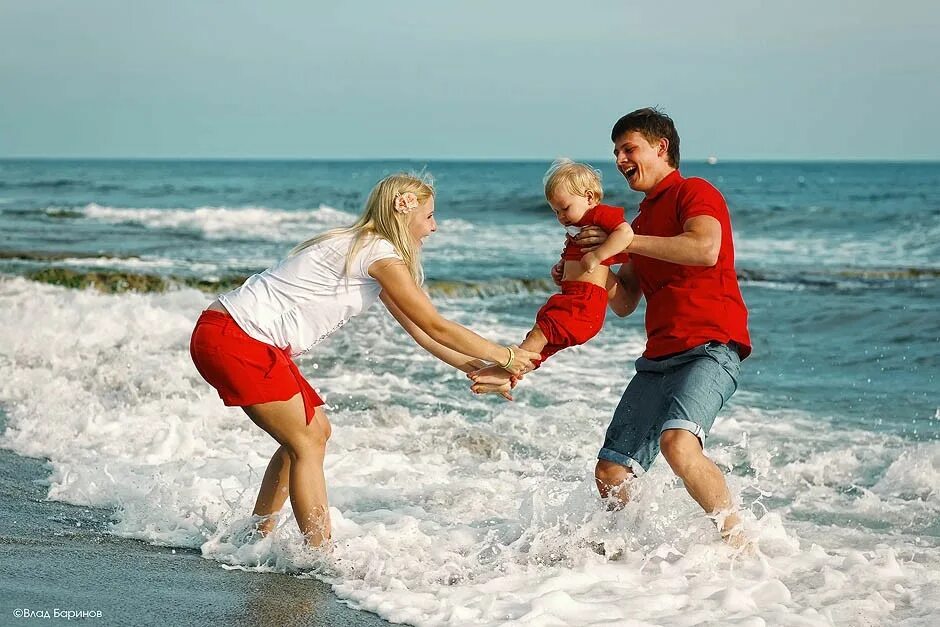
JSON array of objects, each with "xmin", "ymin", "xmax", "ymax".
[{"xmin": 0, "ymin": 412, "xmax": 392, "ymax": 627}]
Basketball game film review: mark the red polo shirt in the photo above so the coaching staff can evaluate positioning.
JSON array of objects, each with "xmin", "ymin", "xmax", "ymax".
[{"xmin": 630, "ymin": 170, "xmax": 751, "ymax": 359}]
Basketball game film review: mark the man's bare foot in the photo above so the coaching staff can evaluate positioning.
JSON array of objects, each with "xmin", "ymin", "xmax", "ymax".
[{"xmin": 721, "ymin": 527, "xmax": 757, "ymax": 555}]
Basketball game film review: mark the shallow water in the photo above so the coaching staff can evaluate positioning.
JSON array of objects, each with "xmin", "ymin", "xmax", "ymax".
[{"xmin": 1, "ymin": 159, "xmax": 938, "ymax": 625}]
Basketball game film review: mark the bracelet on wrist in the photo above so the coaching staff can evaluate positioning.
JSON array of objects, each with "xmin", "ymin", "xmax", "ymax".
[{"xmin": 499, "ymin": 346, "xmax": 514, "ymax": 369}]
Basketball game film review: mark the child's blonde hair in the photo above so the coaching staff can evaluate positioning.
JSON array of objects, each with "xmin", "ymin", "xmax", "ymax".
[
  {"xmin": 543, "ymin": 158, "xmax": 604, "ymax": 202},
  {"xmin": 291, "ymin": 172, "xmax": 433, "ymax": 284}
]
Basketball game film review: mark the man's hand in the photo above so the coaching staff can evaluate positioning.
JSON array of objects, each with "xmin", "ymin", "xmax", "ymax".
[
  {"xmin": 551, "ymin": 259, "xmax": 564, "ymax": 286},
  {"xmin": 575, "ymin": 226, "xmax": 608, "ymax": 253}
]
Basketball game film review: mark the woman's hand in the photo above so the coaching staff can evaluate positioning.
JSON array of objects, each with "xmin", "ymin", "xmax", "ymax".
[
  {"xmin": 575, "ymin": 226, "xmax": 609, "ymax": 252},
  {"xmin": 502, "ymin": 344, "xmax": 540, "ymax": 375}
]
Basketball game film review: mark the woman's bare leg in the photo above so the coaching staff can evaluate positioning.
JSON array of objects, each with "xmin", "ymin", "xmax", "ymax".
[
  {"xmin": 242, "ymin": 396, "xmax": 332, "ymax": 545},
  {"xmin": 251, "ymin": 445, "xmax": 291, "ymax": 535}
]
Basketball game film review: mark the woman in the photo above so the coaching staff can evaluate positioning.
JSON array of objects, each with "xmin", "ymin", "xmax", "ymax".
[{"xmin": 190, "ymin": 173, "xmax": 538, "ymax": 546}]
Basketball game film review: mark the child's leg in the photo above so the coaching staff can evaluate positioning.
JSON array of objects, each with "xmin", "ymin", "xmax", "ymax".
[
  {"xmin": 532, "ymin": 282, "xmax": 607, "ymax": 364},
  {"xmin": 252, "ymin": 445, "xmax": 291, "ymax": 535},
  {"xmin": 470, "ymin": 325, "xmax": 552, "ymax": 394}
]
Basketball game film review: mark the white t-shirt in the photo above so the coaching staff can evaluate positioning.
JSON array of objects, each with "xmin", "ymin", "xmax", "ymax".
[{"xmin": 219, "ymin": 233, "xmax": 402, "ymax": 356}]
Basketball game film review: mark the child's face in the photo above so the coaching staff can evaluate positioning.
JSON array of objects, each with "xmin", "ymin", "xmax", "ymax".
[
  {"xmin": 408, "ymin": 197, "xmax": 437, "ymax": 246},
  {"xmin": 548, "ymin": 188, "xmax": 597, "ymax": 227}
]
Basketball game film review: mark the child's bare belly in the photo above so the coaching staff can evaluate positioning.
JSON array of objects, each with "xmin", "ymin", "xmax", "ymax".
[{"xmin": 562, "ymin": 260, "xmax": 609, "ymax": 288}]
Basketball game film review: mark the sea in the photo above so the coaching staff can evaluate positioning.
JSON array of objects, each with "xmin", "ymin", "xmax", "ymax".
[{"xmin": 1, "ymin": 159, "xmax": 938, "ymax": 626}]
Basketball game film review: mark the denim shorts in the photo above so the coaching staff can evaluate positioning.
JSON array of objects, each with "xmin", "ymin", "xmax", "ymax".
[{"xmin": 597, "ymin": 341, "xmax": 741, "ymax": 472}]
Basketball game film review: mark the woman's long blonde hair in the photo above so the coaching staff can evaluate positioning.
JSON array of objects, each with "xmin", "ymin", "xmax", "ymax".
[{"xmin": 290, "ymin": 172, "xmax": 433, "ymax": 284}]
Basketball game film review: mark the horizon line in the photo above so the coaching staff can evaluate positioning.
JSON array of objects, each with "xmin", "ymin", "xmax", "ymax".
[{"xmin": 1, "ymin": 155, "xmax": 939, "ymax": 164}]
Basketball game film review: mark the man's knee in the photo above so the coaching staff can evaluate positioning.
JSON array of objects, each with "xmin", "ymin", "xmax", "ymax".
[
  {"xmin": 659, "ymin": 429, "xmax": 703, "ymax": 474},
  {"xmin": 595, "ymin": 459, "xmax": 632, "ymax": 488}
]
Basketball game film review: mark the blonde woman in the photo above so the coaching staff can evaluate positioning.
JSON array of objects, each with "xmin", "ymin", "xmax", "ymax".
[{"xmin": 190, "ymin": 173, "xmax": 539, "ymax": 546}]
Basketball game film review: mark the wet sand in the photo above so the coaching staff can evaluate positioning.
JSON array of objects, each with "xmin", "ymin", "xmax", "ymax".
[{"xmin": 0, "ymin": 422, "xmax": 392, "ymax": 627}]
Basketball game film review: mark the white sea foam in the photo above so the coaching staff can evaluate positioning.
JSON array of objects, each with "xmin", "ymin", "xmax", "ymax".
[
  {"xmin": 76, "ymin": 203, "xmax": 357, "ymax": 241},
  {"xmin": 1, "ymin": 277, "xmax": 938, "ymax": 625},
  {"xmin": 737, "ymin": 226, "xmax": 940, "ymax": 270},
  {"xmin": 53, "ymin": 256, "xmax": 223, "ymax": 276},
  {"xmin": 70, "ymin": 203, "xmax": 563, "ymax": 261}
]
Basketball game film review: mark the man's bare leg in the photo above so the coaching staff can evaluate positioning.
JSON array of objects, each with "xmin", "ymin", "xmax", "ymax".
[
  {"xmin": 594, "ymin": 459, "xmax": 634, "ymax": 509},
  {"xmin": 659, "ymin": 429, "xmax": 747, "ymax": 547}
]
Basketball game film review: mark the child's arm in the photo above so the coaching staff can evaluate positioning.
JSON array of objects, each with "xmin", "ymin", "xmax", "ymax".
[
  {"xmin": 380, "ymin": 291, "xmax": 487, "ymax": 373},
  {"xmin": 581, "ymin": 223, "xmax": 634, "ymax": 273}
]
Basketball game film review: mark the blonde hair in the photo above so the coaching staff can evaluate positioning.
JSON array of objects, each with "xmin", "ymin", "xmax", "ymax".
[
  {"xmin": 543, "ymin": 158, "xmax": 604, "ymax": 202},
  {"xmin": 290, "ymin": 172, "xmax": 433, "ymax": 284}
]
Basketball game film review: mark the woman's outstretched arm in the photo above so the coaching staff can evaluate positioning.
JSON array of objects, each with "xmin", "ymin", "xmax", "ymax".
[
  {"xmin": 370, "ymin": 258, "xmax": 540, "ymax": 374},
  {"xmin": 380, "ymin": 291, "xmax": 487, "ymax": 373}
]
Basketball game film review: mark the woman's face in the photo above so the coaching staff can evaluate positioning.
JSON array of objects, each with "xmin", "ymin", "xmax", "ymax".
[{"xmin": 408, "ymin": 196, "xmax": 437, "ymax": 246}]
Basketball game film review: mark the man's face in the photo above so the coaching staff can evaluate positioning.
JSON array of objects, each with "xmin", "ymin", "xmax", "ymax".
[{"xmin": 613, "ymin": 131, "xmax": 671, "ymax": 193}]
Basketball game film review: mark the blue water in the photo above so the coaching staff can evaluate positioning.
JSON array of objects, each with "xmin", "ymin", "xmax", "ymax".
[{"xmin": 1, "ymin": 158, "xmax": 937, "ymax": 438}]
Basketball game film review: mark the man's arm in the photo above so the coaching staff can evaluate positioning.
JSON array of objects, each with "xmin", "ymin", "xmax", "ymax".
[
  {"xmin": 606, "ymin": 261, "xmax": 642, "ymax": 317},
  {"xmin": 627, "ymin": 216, "xmax": 721, "ymax": 266},
  {"xmin": 577, "ymin": 215, "xmax": 721, "ymax": 267}
]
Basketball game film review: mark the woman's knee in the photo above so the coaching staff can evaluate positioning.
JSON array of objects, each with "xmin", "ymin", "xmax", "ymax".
[
  {"xmin": 314, "ymin": 410, "xmax": 332, "ymax": 444},
  {"xmin": 297, "ymin": 409, "xmax": 331, "ymax": 450}
]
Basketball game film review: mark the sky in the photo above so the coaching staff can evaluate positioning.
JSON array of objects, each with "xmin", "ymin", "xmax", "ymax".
[{"xmin": 1, "ymin": 1, "xmax": 938, "ymax": 160}]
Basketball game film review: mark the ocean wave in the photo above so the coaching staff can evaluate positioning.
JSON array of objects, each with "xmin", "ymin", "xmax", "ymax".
[
  {"xmin": 0, "ymin": 178, "xmax": 124, "ymax": 192},
  {"xmin": 12, "ymin": 266, "xmax": 557, "ymax": 297},
  {"xmin": 0, "ymin": 249, "xmax": 141, "ymax": 262},
  {"xmin": 737, "ymin": 229, "xmax": 940, "ymax": 271},
  {"xmin": 8, "ymin": 261, "xmax": 936, "ymax": 297},
  {"xmin": 0, "ymin": 178, "xmax": 81, "ymax": 190},
  {"xmin": 738, "ymin": 267, "xmax": 940, "ymax": 290},
  {"xmin": 1, "ymin": 278, "xmax": 938, "ymax": 625},
  {"xmin": 73, "ymin": 203, "xmax": 358, "ymax": 240}
]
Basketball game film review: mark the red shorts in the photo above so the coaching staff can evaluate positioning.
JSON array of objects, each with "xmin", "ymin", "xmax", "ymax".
[
  {"xmin": 189, "ymin": 310, "xmax": 323, "ymax": 424},
  {"xmin": 534, "ymin": 281, "xmax": 608, "ymax": 365}
]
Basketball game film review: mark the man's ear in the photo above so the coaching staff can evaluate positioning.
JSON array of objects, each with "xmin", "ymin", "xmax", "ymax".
[{"xmin": 658, "ymin": 137, "xmax": 669, "ymax": 158}]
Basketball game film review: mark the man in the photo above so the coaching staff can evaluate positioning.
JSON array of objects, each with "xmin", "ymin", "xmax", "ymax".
[{"xmin": 575, "ymin": 107, "xmax": 752, "ymax": 542}]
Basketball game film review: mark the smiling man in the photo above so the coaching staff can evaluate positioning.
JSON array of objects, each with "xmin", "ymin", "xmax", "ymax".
[{"xmin": 577, "ymin": 107, "xmax": 752, "ymax": 544}]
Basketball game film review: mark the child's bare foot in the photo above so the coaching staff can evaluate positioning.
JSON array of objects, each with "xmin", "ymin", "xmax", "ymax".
[
  {"xmin": 467, "ymin": 365, "xmax": 512, "ymax": 386},
  {"xmin": 470, "ymin": 380, "xmax": 514, "ymax": 401}
]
